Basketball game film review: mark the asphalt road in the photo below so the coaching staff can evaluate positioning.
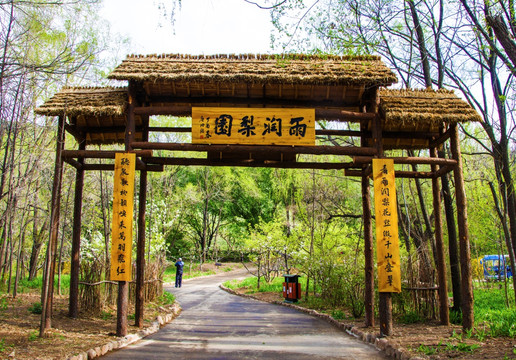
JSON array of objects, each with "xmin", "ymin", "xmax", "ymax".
[{"xmin": 102, "ymin": 268, "xmax": 385, "ymax": 359}]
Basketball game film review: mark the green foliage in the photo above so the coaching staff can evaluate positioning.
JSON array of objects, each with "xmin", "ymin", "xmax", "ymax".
[
  {"xmin": 450, "ymin": 309, "xmax": 462, "ymax": 325},
  {"xmin": 474, "ymin": 287, "xmax": 516, "ymax": 337},
  {"xmin": 399, "ymin": 310, "xmax": 424, "ymax": 324},
  {"xmin": 417, "ymin": 341, "xmax": 480, "ymax": 356},
  {"xmin": 158, "ymin": 292, "xmax": 176, "ymax": 305},
  {"xmin": 0, "ymin": 297, "xmax": 8, "ymax": 312},
  {"xmin": 417, "ymin": 343, "xmax": 437, "ymax": 355},
  {"xmin": 163, "ymin": 263, "xmax": 216, "ymax": 283},
  {"xmin": 447, "ymin": 342, "xmax": 481, "ymax": 353},
  {"xmin": 100, "ymin": 311, "xmax": 113, "ymax": 321},
  {"xmin": 28, "ymin": 302, "xmax": 42, "ymax": 315},
  {"xmin": 224, "ymin": 276, "xmax": 288, "ymax": 293},
  {"xmin": 331, "ymin": 309, "xmax": 346, "ymax": 320},
  {"xmin": 28, "ymin": 331, "xmax": 38, "ymax": 342}
]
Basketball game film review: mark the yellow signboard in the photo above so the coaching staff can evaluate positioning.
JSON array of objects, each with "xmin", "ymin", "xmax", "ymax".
[
  {"xmin": 373, "ymin": 159, "xmax": 401, "ymax": 293},
  {"xmin": 110, "ymin": 153, "xmax": 136, "ymax": 281},
  {"xmin": 192, "ymin": 107, "xmax": 315, "ymax": 146}
]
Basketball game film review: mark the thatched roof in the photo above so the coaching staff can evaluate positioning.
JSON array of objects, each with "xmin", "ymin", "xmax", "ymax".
[
  {"xmin": 35, "ymin": 87, "xmax": 128, "ymax": 117},
  {"xmin": 108, "ymin": 54, "xmax": 398, "ymax": 87},
  {"xmin": 379, "ymin": 88, "xmax": 482, "ymax": 126},
  {"xmin": 376, "ymin": 88, "xmax": 481, "ymax": 149},
  {"xmin": 35, "ymin": 87, "xmax": 143, "ymax": 146}
]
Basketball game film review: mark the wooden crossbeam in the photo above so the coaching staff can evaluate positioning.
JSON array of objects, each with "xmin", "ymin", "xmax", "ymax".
[
  {"xmin": 131, "ymin": 142, "xmax": 377, "ymax": 156},
  {"xmin": 353, "ymin": 156, "xmax": 457, "ymax": 167},
  {"xmin": 145, "ymin": 156, "xmax": 358, "ymax": 170}
]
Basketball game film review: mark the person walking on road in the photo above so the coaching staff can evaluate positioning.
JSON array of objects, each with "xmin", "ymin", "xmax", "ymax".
[{"xmin": 175, "ymin": 258, "xmax": 184, "ymax": 288}]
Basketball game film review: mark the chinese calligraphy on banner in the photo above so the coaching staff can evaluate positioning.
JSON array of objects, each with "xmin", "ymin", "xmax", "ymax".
[
  {"xmin": 372, "ymin": 159, "xmax": 401, "ymax": 293},
  {"xmin": 192, "ymin": 107, "xmax": 315, "ymax": 146},
  {"xmin": 110, "ymin": 153, "xmax": 136, "ymax": 281}
]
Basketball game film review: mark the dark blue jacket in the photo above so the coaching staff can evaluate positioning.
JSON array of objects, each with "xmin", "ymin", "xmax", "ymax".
[{"xmin": 175, "ymin": 260, "xmax": 184, "ymax": 274}]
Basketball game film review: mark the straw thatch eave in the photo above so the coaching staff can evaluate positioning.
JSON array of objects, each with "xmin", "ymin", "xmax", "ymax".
[
  {"xmin": 379, "ymin": 88, "xmax": 482, "ymax": 128},
  {"xmin": 35, "ymin": 86, "xmax": 128, "ymax": 117},
  {"xmin": 107, "ymin": 54, "xmax": 398, "ymax": 87}
]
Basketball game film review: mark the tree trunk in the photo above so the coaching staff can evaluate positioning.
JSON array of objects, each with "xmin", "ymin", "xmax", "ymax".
[{"xmin": 488, "ymin": 181, "xmax": 516, "ymax": 303}]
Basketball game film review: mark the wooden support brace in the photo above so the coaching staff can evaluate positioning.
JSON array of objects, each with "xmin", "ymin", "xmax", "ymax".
[
  {"xmin": 450, "ymin": 125, "xmax": 474, "ymax": 330},
  {"xmin": 430, "ymin": 147, "xmax": 450, "ymax": 326},
  {"xmin": 62, "ymin": 150, "xmax": 153, "ymax": 159},
  {"xmin": 69, "ymin": 141, "xmax": 85, "ymax": 318},
  {"xmin": 40, "ymin": 115, "xmax": 65, "ymax": 336},
  {"xmin": 362, "ymin": 175, "xmax": 374, "ymax": 327}
]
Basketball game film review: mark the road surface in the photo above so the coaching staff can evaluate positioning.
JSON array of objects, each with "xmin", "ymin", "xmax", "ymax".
[{"xmin": 103, "ymin": 268, "xmax": 385, "ymax": 359}]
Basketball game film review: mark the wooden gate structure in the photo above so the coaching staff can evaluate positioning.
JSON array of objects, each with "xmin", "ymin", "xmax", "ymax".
[{"xmin": 36, "ymin": 54, "xmax": 481, "ymax": 337}]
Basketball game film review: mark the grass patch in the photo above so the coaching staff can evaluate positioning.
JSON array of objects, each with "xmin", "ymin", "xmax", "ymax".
[
  {"xmin": 399, "ymin": 310, "xmax": 424, "ymax": 324},
  {"xmin": 28, "ymin": 331, "xmax": 38, "ymax": 342},
  {"xmin": 28, "ymin": 302, "xmax": 42, "ymax": 315},
  {"xmin": 223, "ymin": 275, "xmax": 308, "ymax": 294},
  {"xmin": 331, "ymin": 309, "xmax": 346, "ymax": 320},
  {"xmin": 474, "ymin": 287, "xmax": 516, "ymax": 337},
  {"xmin": 417, "ymin": 343, "xmax": 438, "ymax": 356},
  {"xmin": 163, "ymin": 263, "xmax": 216, "ymax": 283},
  {"xmin": 158, "ymin": 291, "xmax": 175, "ymax": 305},
  {"xmin": 0, "ymin": 275, "xmax": 71, "ymax": 295}
]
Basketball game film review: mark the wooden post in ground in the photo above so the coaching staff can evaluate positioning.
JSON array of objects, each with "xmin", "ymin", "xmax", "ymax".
[
  {"xmin": 379, "ymin": 293, "xmax": 392, "ymax": 336},
  {"xmin": 116, "ymin": 81, "xmax": 137, "ymax": 337},
  {"xmin": 40, "ymin": 115, "xmax": 66, "ymax": 336},
  {"xmin": 135, "ymin": 116, "xmax": 149, "ymax": 328},
  {"xmin": 371, "ymin": 113, "xmax": 394, "ymax": 336},
  {"xmin": 450, "ymin": 124, "xmax": 474, "ymax": 330},
  {"xmin": 438, "ymin": 141, "xmax": 462, "ymax": 313},
  {"xmin": 69, "ymin": 139, "xmax": 85, "ymax": 318},
  {"xmin": 117, "ymin": 281, "xmax": 129, "ymax": 337},
  {"xmin": 430, "ymin": 147, "xmax": 450, "ymax": 326},
  {"xmin": 362, "ymin": 174, "xmax": 374, "ymax": 327}
]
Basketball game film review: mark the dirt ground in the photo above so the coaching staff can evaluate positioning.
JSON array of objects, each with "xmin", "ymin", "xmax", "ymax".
[
  {"xmin": 246, "ymin": 291, "xmax": 516, "ymax": 359},
  {"xmin": 0, "ymin": 263, "xmax": 242, "ymax": 360},
  {"xmin": 1, "ymin": 264, "xmax": 515, "ymax": 360},
  {"xmin": 0, "ymin": 292, "xmax": 170, "ymax": 359}
]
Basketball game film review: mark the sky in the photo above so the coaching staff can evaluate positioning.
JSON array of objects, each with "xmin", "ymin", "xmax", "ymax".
[{"xmin": 100, "ymin": 0, "xmax": 274, "ymax": 56}]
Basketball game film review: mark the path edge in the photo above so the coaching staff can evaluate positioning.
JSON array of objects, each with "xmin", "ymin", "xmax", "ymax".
[
  {"xmin": 65, "ymin": 302, "xmax": 182, "ymax": 360},
  {"xmin": 219, "ymin": 284, "xmax": 424, "ymax": 360}
]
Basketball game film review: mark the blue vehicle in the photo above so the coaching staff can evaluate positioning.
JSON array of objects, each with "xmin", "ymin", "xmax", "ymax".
[{"xmin": 480, "ymin": 255, "xmax": 513, "ymax": 280}]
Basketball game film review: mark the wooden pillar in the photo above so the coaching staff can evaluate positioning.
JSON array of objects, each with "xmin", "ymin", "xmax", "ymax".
[
  {"xmin": 116, "ymin": 81, "xmax": 137, "ymax": 337},
  {"xmin": 371, "ymin": 113, "xmax": 393, "ymax": 336},
  {"xmin": 379, "ymin": 293, "xmax": 393, "ymax": 336},
  {"xmin": 69, "ymin": 139, "xmax": 85, "ymax": 318},
  {"xmin": 40, "ymin": 115, "xmax": 66, "ymax": 336},
  {"xmin": 117, "ymin": 280, "xmax": 129, "ymax": 337},
  {"xmin": 135, "ymin": 115, "xmax": 149, "ymax": 328},
  {"xmin": 450, "ymin": 124, "xmax": 474, "ymax": 330},
  {"xmin": 438, "ymin": 141, "xmax": 462, "ymax": 313},
  {"xmin": 430, "ymin": 147, "xmax": 450, "ymax": 326},
  {"xmin": 362, "ymin": 174, "xmax": 374, "ymax": 327}
]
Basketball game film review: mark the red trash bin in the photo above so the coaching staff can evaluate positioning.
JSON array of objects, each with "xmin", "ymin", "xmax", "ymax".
[{"xmin": 282, "ymin": 274, "xmax": 301, "ymax": 303}]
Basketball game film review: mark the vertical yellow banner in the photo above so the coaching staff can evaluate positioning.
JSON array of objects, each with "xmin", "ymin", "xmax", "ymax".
[
  {"xmin": 110, "ymin": 153, "xmax": 136, "ymax": 281},
  {"xmin": 373, "ymin": 159, "xmax": 401, "ymax": 293}
]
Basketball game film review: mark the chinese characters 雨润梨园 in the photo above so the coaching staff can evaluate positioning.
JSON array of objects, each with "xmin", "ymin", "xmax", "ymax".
[{"xmin": 205, "ymin": 114, "xmax": 308, "ymax": 138}]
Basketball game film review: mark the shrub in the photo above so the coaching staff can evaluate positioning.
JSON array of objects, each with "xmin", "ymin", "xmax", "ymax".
[
  {"xmin": 399, "ymin": 310, "xmax": 424, "ymax": 324},
  {"xmin": 158, "ymin": 292, "xmax": 175, "ymax": 305},
  {"xmin": 331, "ymin": 309, "xmax": 346, "ymax": 320},
  {"xmin": 28, "ymin": 302, "xmax": 42, "ymax": 314},
  {"xmin": 450, "ymin": 309, "xmax": 462, "ymax": 325}
]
